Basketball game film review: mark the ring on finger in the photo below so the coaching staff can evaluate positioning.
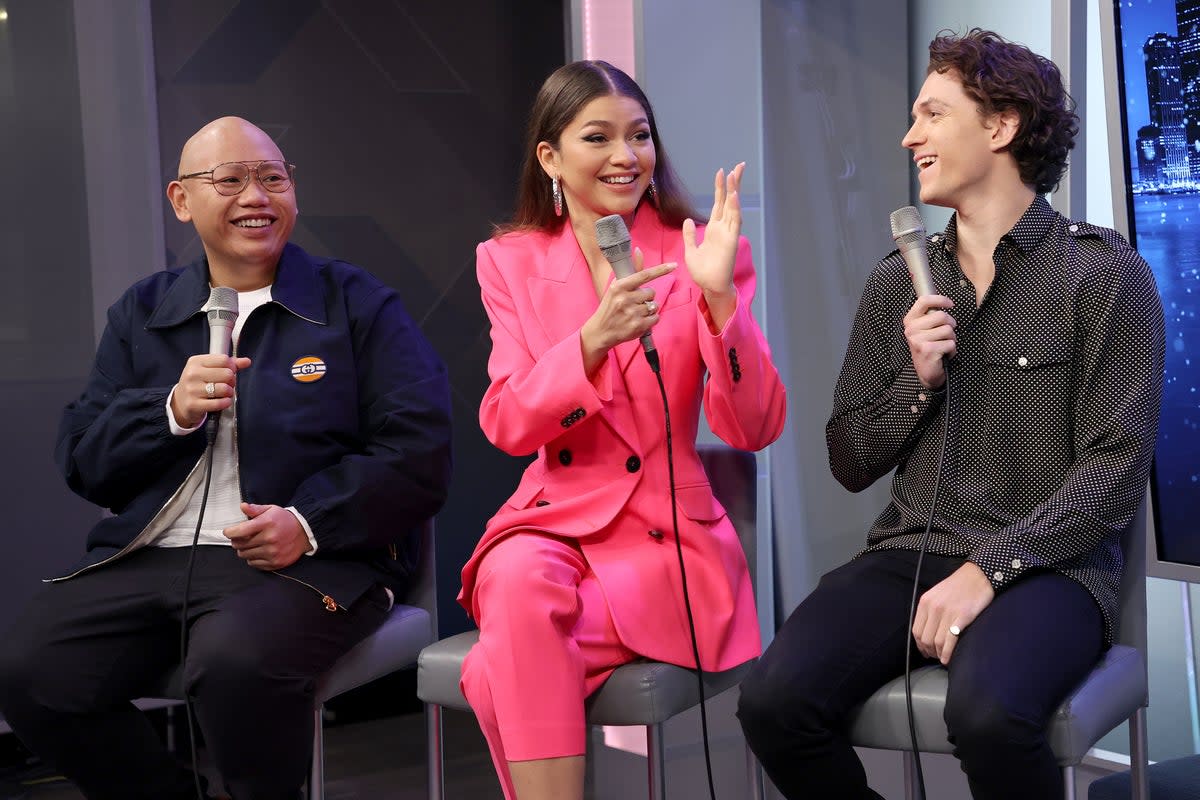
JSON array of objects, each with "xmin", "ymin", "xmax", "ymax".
[
  {"xmin": 645, "ymin": 300, "xmax": 658, "ymax": 315},
  {"xmin": 948, "ymin": 624, "xmax": 962, "ymax": 637},
  {"xmin": 205, "ymin": 381, "xmax": 216, "ymax": 398}
]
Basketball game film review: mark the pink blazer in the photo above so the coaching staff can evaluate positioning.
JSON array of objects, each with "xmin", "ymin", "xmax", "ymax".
[{"xmin": 458, "ymin": 207, "xmax": 787, "ymax": 671}]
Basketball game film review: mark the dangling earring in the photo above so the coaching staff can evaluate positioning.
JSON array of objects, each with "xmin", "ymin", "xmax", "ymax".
[
  {"xmin": 552, "ymin": 175, "xmax": 563, "ymax": 217},
  {"xmin": 648, "ymin": 178, "xmax": 658, "ymax": 204}
]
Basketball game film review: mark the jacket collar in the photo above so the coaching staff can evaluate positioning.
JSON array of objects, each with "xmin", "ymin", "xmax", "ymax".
[{"xmin": 145, "ymin": 243, "xmax": 328, "ymax": 329}]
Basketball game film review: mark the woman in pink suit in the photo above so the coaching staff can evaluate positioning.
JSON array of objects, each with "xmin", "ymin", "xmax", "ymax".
[{"xmin": 458, "ymin": 60, "xmax": 787, "ymax": 800}]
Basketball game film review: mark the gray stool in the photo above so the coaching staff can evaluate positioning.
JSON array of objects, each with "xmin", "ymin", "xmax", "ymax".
[
  {"xmin": 417, "ymin": 445, "xmax": 764, "ymax": 800},
  {"xmin": 846, "ymin": 496, "xmax": 1153, "ymax": 800},
  {"xmin": 147, "ymin": 519, "xmax": 438, "ymax": 800}
]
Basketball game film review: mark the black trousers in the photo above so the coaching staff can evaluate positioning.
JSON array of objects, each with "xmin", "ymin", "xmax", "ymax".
[
  {"xmin": 737, "ymin": 549, "xmax": 1104, "ymax": 800},
  {"xmin": 0, "ymin": 546, "xmax": 390, "ymax": 800}
]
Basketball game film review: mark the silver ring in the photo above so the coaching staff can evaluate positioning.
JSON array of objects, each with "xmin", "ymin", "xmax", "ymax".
[
  {"xmin": 948, "ymin": 624, "xmax": 962, "ymax": 637},
  {"xmin": 204, "ymin": 382, "xmax": 216, "ymax": 398},
  {"xmin": 645, "ymin": 300, "xmax": 658, "ymax": 315}
]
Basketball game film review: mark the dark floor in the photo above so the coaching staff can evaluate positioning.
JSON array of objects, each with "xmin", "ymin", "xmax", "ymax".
[{"xmin": 0, "ymin": 705, "xmax": 509, "ymax": 800}]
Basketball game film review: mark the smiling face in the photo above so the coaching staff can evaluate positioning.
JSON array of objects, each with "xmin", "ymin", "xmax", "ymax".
[
  {"xmin": 537, "ymin": 93, "xmax": 656, "ymax": 231},
  {"xmin": 901, "ymin": 69, "xmax": 1017, "ymax": 211},
  {"xmin": 167, "ymin": 117, "xmax": 297, "ymax": 289}
]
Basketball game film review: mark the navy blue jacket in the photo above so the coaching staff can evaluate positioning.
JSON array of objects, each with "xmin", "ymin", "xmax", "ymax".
[{"xmin": 53, "ymin": 243, "xmax": 452, "ymax": 609}]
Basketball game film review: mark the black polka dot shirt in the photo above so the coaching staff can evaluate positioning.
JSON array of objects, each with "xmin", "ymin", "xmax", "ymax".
[{"xmin": 826, "ymin": 196, "xmax": 1165, "ymax": 644}]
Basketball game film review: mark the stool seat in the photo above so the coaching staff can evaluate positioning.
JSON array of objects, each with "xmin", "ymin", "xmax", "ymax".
[
  {"xmin": 846, "ymin": 645, "xmax": 1146, "ymax": 764},
  {"xmin": 416, "ymin": 630, "xmax": 754, "ymax": 726}
]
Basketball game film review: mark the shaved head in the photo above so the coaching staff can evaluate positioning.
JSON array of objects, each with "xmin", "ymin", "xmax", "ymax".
[
  {"xmin": 177, "ymin": 116, "xmax": 285, "ymax": 177},
  {"xmin": 167, "ymin": 116, "xmax": 296, "ymax": 290}
]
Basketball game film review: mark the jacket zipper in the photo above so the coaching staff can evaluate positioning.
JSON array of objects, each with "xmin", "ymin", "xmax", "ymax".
[
  {"xmin": 275, "ymin": 572, "xmax": 341, "ymax": 611},
  {"xmin": 47, "ymin": 449, "xmax": 209, "ymax": 581}
]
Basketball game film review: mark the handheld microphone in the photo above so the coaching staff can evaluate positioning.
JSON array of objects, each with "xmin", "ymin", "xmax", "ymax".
[
  {"xmin": 595, "ymin": 214, "xmax": 659, "ymax": 371},
  {"xmin": 889, "ymin": 205, "xmax": 936, "ymax": 297},
  {"xmin": 205, "ymin": 287, "xmax": 238, "ymax": 440},
  {"xmin": 890, "ymin": 204, "xmax": 951, "ymax": 800}
]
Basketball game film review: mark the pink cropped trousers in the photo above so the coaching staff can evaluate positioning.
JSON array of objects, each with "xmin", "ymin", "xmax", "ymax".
[{"xmin": 460, "ymin": 532, "xmax": 637, "ymax": 800}]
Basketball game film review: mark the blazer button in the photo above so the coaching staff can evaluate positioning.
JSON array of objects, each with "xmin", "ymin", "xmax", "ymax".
[
  {"xmin": 535, "ymin": 500, "xmax": 550, "ymax": 507},
  {"xmin": 648, "ymin": 529, "xmax": 664, "ymax": 540},
  {"xmin": 558, "ymin": 449, "xmax": 573, "ymax": 466},
  {"xmin": 625, "ymin": 455, "xmax": 641, "ymax": 473}
]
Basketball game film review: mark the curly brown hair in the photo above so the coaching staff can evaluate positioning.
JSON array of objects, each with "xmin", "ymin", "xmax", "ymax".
[
  {"xmin": 928, "ymin": 28, "xmax": 1078, "ymax": 194},
  {"xmin": 495, "ymin": 60, "xmax": 700, "ymax": 236}
]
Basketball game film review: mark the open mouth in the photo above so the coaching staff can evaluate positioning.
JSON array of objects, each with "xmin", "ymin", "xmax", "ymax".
[
  {"xmin": 600, "ymin": 175, "xmax": 637, "ymax": 185},
  {"xmin": 917, "ymin": 156, "xmax": 937, "ymax": 170},
  {"xmin": 233, "ymin": 218, "xmax": 274, "ymax": 228}
]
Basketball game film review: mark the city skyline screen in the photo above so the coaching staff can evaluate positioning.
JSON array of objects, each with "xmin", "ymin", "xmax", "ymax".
[{"xmin": 1114, "ymin": 0, "xmax": 1200, "ymax": 573}]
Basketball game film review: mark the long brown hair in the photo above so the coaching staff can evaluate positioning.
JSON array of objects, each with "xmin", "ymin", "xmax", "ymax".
[{"xmin": 495, "ymin": 60, "xmax": 700, "ymax": 235}]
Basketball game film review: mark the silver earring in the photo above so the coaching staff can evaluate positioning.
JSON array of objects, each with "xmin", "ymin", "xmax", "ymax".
[
  {"xmin": 648, "ymin": 178, "xmax": 657, "ymax": 204},
  {"xmin": 552, "ymin": 175, "xmax": 563, "ymax": 217}
]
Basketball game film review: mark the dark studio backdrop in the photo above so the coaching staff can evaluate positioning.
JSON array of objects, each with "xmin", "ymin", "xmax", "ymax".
[{"xmin": 0, "ymin": 0, "xmax": 564, "ymax": 715}]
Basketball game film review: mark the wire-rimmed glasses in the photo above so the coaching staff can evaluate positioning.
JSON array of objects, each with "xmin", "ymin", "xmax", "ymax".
[{"xmin": 178, "ymin": 160, "xmax": 296, "ymax": 196}]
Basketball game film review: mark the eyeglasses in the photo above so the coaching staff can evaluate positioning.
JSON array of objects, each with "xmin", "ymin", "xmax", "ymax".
[{"xmin": 178, "ymin": 160, "xmax": 296, "ymax": 196}]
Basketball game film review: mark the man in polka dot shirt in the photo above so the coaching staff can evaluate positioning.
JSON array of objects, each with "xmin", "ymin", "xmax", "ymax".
[{"xmin": 739, "ymin": 29, "xmax": 1165, "ymax": 800}]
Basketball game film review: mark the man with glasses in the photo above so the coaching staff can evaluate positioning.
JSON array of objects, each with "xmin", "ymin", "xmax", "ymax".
[{"xmin": 0, "ymin": 117, "xmax": 452, "ymax": 799}]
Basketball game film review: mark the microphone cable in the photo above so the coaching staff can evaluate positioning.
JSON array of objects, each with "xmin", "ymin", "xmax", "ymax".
[
  {"xmin": 902, "ymin": 360, "xmax": 953, "ymax": 800},
  {"xmin": 181, "ymin": 413, "xmax": 221, "ymax": 800},
  {"xmin": 647, "ymin": 353, "xmax": 719, "ymax": 800}
]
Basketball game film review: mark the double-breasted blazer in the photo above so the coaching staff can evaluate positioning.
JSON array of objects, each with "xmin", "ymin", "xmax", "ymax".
[{"xmin": 458, "ymin": 206, "xmax": 786, "ymax": 670}]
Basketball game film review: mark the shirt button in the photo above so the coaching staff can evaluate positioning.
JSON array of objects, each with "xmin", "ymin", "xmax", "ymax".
[
  {"xmin": 918, "ymin": 392, "xmax": 928, "ymax": 402},
  {"xmin": 931, "ymin": 234, "xmax": 941, "ymax": 243},
  {"xmin": 1069, "ymin": 224, "xmax": 1079, "ymax": 233},
  {"xmin": 648, "ymin": 529, "xmax": 664, "ymax": 540},
  {"xmin": 993, "ymin": 570, "xmax": 1005, "ymax": 582},
  {"xmin": 1017, "ymin": 356, "xmax": 1028, "ymax": 367},
  {"xmin": 958, "ymin": 278, "xmax": 968, "ymax": 287},
  {"xmin": 625, "ymin": 455, "xmax": 641, "ymax": 473},
  {"xmin": 910, "ymin": 405, "xmax": 919, "ymax": 413},
  {"xmin": 558, "ymin": 449, "xmax": 573, "ymax": 466},
  {"xmin": 1011, "ymin": 558, "xmax": 1022, "ymax": 569}
]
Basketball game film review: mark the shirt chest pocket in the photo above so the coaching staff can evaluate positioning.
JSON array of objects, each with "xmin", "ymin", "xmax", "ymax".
[
  {"xmin": 984, "ymin": 337, "xmax": 1073, "ymax": 373},
  {"xmin": 983, "ymin": 335, "xmax": 1075, "ymax": 418}
]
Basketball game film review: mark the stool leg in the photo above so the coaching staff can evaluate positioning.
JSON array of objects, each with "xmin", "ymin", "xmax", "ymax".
[
  {"xmin": 309, "ymin": 705, "xmax": 325, "ymax": 800},
  {"xmin": 647, "ymin": 723, "xmax": 666, "ymax": 800},
  {"xmin": 1129, "ymin": 705, "xmax": 1149, "ymax": 800},
  {"xmin": 426, "ymin": 703, "xmax": 444, "ymax": 800},
  {"xmin": 1061, "ymin": 764, "xmax": 1076, "ymax": 800},
  {"xmin": 902, "ymin": 751, "xmax": 919, "ymax": 800},
  {"xmin": 744, "ymin": 739, "xmax": 764, "ymax": 800}
]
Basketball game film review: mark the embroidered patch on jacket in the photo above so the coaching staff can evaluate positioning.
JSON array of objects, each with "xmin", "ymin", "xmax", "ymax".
[{"xmin": 291, "ymin": 356, "xmax": 327, "ymax": 383}]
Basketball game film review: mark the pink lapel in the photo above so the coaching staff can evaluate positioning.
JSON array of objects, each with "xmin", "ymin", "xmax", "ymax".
[{"xmin": 527, "ymin": 223, "xmax": 597, "ymax": 352}]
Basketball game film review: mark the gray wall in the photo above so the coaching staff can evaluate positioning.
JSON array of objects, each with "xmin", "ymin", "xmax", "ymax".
[
  {"xmin": 760, "ymin": 0, "xmax": 907, "ymax": 620},
  {"xmin": 0, "ymin": 0, "xmax": 108, "ymax": 640}
]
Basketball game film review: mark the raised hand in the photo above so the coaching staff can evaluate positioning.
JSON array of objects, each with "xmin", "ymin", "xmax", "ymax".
[
  {"xmin": 682, "ymin": 162, "xmax": 745, "ymax": 296},
  {"xmin": 171, "ymin": 354, "xmax": 253, "ymax": 429}
]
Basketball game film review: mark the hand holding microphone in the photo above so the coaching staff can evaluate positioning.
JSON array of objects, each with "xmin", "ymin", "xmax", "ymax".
[
  {"xmin": 589, "ymin": 215, "xmax": 675, "ymax": 374},
  {"xmin": 169, "ymin": 287, "xmax": 252, "ymax": 431},
  {"xmin": 891, "ymin": 206, "xmax": 956, "ymax": 390}
]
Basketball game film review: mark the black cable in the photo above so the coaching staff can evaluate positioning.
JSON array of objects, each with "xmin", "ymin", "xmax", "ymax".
[
  {"xmin": 903, "ymin": 362, "xmax": 953, "ymax": 800},
  {"xmin": 649, "ymin": 357, "xmax": 718, "ymax": 800},
  {"xmin": 181, "ymin": 414, "xmax": 221, "ymax": 800}
]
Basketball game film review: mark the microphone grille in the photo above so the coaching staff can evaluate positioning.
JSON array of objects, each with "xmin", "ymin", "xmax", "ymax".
[
  {"xmin": 595, "ymin": 214, "xmax": 631, "ymax": 251},
  {"xmin": 889, "ymin": 205, "xmax": 926, "ymax": 241},
  {"xmin": 207, "ymin": 286, "xmax": 239, "ymax": 320}
]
